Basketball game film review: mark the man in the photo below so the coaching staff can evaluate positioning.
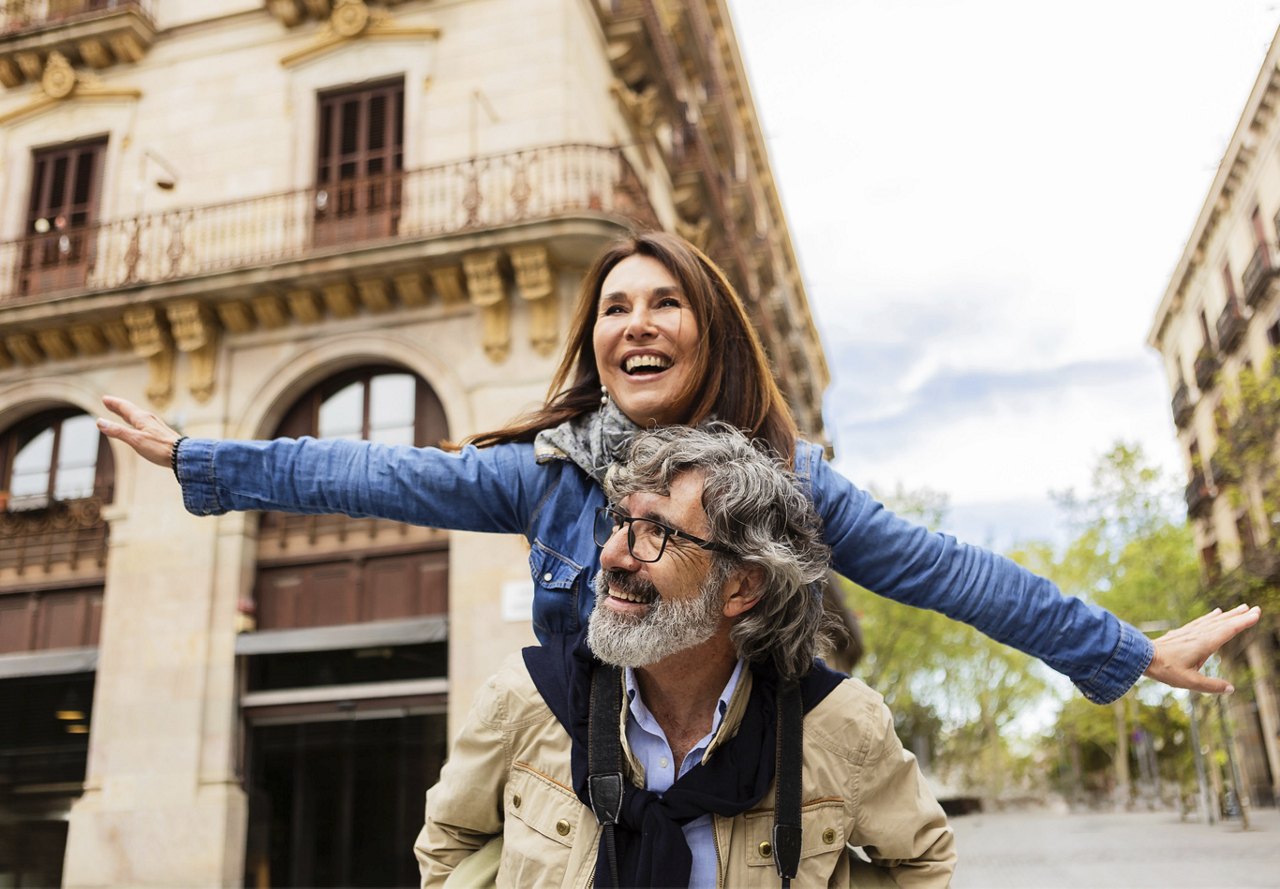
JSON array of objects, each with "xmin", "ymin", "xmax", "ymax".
[{"xmin": 415, "ymin": 425, "xmax": 955, "ymax": 888}]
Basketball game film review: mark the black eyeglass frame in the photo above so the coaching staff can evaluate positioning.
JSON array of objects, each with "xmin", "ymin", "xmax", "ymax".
[{"xmin": 593, "ymin": 505, "xmax": 733, "ymax": 563}]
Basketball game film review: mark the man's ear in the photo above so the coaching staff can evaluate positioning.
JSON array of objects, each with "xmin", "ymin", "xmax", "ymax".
[{"xmin": 722, "ymin": 565, "xmax": 764, "ymax": 618}]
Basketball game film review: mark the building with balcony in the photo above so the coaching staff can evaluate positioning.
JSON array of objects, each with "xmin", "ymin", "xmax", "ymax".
[
  {"xmin": 1148, "ymin": 24, "xmax": 1280, "ymax": 817},
  {"xmin": 0, "ymin": 1, "xmax": 831, "ymax": 884}
]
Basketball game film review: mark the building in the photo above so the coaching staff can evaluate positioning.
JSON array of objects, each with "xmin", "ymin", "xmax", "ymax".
[
  {"xmin": 1148, "ymin": 25, "xmax": 1280, "ymax": 814},
  {"xmin": 0, "ymin": 1, "xmax": 830, "ymax": 885}
]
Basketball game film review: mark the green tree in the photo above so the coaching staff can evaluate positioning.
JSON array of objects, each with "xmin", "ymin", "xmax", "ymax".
[{"xmin": 840, "ymin": 484, "xmax": 1047, "ymax": 797}]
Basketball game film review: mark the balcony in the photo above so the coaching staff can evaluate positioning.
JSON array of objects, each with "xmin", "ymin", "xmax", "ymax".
[
  {"xmin": 1243, "ymin": 243, "xmax": 1276, "ymax": 308},
  {"xmin": 1171, "ymin": 381, "xmax": 1193, "ymax": 428},
  {"xmin": 1194, "ymin": 345, "xmax": 1219, "ymax": 391},
  {"xmin": 1208, "ymin": 452, "xmax": 1237, "ymax": 488},
  {"xmin": 1215, "ymin": 297, "xmax": 1247, "ymax": 354},
  {"xmin": 1185, "ymin": 471, "xmax": 1212, "ymax": 519},
  {"xmin": 0, "ymin": 1, "xmax": 157, "ymax": 88},
  {"xmin": 0, "ymin": 144, "xmax": 657, "ymax": 303}
]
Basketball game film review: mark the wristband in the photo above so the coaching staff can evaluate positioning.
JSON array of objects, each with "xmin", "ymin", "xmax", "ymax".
[{"xmin": 170, "ymin": 435, "xmax": 188, "ymax": 480}]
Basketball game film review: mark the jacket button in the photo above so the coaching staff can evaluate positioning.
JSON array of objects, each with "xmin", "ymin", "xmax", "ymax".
[
  {"xmin": 512, "ymin": 794, "xmax": 521, "ymax": 808},
  {"xmin": 555, "ymin": 819, "xmax": 571, "ymax": 836},
  {"xmin": 758, "ymin": 841, "xmax": 772, "ymax": 858},
  {"xmin": 543, "ymin": 572, "xmax": 553, "ymax": 582},
  {"xmin": 823, "ymin": 828, "xmax": 836, "ymax": 844}
]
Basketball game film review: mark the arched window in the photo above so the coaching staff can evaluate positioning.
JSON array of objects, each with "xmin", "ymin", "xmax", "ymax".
[
  {"xmin": 272, "ymin": 365, "xmax": 447, "ymax": 447},
  {"xmin": 1, "ymin": 410, "xmax": 113, "ymax": 512}
]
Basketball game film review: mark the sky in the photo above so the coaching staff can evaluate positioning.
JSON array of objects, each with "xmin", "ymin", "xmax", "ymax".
[{"xmin": 727, "ymin": 0, "xmax": 1280, "ymax": 551}]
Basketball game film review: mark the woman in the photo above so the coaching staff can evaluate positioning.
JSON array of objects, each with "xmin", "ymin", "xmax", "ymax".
[{"xmin": 99, "ymin": 232, "xmax": 1255, "ymax": 703}]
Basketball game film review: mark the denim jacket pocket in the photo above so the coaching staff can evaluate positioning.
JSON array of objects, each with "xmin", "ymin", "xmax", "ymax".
[{"xmin": 528, "ymin": 541, "xmax": 586, "ymax": 637}]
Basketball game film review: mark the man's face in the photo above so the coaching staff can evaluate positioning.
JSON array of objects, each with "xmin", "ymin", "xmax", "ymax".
[{"xmin": 587, "ymin": 471, "xmax": 729, "ymax": 667}]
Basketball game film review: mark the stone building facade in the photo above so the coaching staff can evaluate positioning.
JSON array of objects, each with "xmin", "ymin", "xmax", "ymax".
[
  {"xmin": 1148, "ymin": 25, "xmax": 1280, "ymax": 815},
  {"xmin": 0, "ymin": 1, "xmax": 829, "ymax": 885}
]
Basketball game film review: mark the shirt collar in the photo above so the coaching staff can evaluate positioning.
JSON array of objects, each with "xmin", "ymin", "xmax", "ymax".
[{"xmin": 623, "ymin": 658, "xmax": 745, "ymax": 744}]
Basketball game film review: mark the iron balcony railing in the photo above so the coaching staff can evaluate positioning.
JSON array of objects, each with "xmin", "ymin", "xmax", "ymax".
[
  {"xmin": 1243, "ymin": 243, "xmax": 1274, "ymax": 308},
  {"xmin": 0, "ymin": 0, "xmax": 154, "ymax": 33},
  {"xmin": 1215, "ymin": 297, "xmax": 1247, "ymax": 354},
  {"xmin": 1, "ymin": 144, "xmax": 657, "ymax": 302},
  {"xmin": 1171, "ymin": 381, "xmax": 1193, "ymax": 428}
]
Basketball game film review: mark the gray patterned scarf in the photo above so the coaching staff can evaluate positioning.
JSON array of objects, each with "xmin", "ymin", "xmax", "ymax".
[{"xmin": 534, "ymin": 399, "xmax": 641, "ymax": 485}]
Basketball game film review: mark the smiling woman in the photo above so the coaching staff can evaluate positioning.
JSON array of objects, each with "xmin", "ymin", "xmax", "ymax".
[{"xmin": 98, "ymin": 230, "xmax": 1257, "ymax": 711}]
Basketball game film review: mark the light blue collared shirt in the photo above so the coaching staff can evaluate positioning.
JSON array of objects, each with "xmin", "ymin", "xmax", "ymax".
[{"xmin": 623, "ymin": 659, "xmax": 746, "ymax": 889}]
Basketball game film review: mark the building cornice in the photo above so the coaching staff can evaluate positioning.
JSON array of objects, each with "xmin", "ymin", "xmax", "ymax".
[{"xmin": 1150, "ymin": 24, "xmax": 1280, "ymax": 349}]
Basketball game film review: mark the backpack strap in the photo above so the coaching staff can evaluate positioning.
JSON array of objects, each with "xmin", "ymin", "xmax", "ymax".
[
  {"xmin": 587, "ymin": 662, "xmax": 624, "ymax": 887},
  {"xmin": 772, "ymin": 678, "xmax": 804, "ymax": 887}
]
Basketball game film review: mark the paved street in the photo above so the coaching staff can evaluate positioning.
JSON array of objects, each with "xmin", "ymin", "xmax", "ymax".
[{"xmin": 950, "ymin": 808, "xmax": 1280, "ymax": 888}]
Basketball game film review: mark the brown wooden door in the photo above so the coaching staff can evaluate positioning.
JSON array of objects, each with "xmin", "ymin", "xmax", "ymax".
[
  {"xmin": 313, "ymin": 79, "xmax": 404, "ymax": 247},
  {"xmin": 21, "ymin": 138, "xmax": 106, "ymax": 296}
]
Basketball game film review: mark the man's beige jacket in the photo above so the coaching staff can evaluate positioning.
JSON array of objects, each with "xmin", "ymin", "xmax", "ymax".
[{"xmin": 415, "ymin": 654, "xmax": 956, "ymax": 888}]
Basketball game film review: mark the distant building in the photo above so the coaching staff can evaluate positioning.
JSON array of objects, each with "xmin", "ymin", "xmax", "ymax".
[
  {"xmin": 0, "ymin": 1, "xmax": 829, "ymax": 884},
  {"xmin": 1148, "ymin": 25, "xmax": 1280, "ymax": 813}
]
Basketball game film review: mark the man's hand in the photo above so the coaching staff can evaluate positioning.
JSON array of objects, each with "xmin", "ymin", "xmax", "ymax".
[
  {"xmin": 97, "ymin": 395, "xmax": 181, "ymax": 468},
  {"xmin": 1144, "ymin": 604, "xmax": 1262, "ymax": 693}
]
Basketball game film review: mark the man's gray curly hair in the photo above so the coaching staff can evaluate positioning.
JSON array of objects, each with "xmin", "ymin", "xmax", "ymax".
[{"xmin": 604, "ymin": 423, "xmax": 835, "ymax": 678}]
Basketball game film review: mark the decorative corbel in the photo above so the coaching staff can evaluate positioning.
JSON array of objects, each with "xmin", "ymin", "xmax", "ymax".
[
  {"xmin": 462, "ymin": 251, "xmax": 510, "ymax": 363},
  {"xmin": 41, "ymin": 52, "xmax": 78, "ymax": 99},
  {"xmin": 321, "ymin": 281, "xmax": 358, "ymax": 318},
  {"xmin": 509, "ymin": 244, "xmax": 558, "ymax": 357},
  {"xmin": 166, "ymin": 300, "xmax": 220, "ymax": 403},
  {"xmin": 429, "ymin": 267, "xmax": 466, "ymax": 307},
  {"xmin": 4, "ymin": 333, "xmax": 42, "ymax": 367},
  {"xmin": 216, "ymin": 301, "xmax": 256, "ymax": 334},
  {"xmin": 123, "ymin": 306, "xmax": 175, "ymax": 407},
  {"xmin": 69, "ymin": 324, "xmax": 108, "ymax": 356},
  {"xmin": 393, "ymin": 271, "xmax": 428, "ymax": 307},
  {"xmin": 36, "ymin": 329, "xmax": 75, "ymax": 362}
]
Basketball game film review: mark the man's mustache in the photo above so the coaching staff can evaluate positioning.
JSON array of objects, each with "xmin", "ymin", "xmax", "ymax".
[{"xmin": 596, "ymin": 568, "xmax": 659, "ymax": 604}]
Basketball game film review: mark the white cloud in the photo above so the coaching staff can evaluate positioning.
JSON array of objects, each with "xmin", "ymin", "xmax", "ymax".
[{"xmin": 729, "ymin": 0, "xmax": 1280, "ymax": 545}]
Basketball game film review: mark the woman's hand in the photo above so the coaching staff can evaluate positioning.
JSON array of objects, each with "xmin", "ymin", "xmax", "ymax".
[
  {"xmin": 1143, "ymin": 604, "xmax": 1262, "ymax": 693},
  {"xmin": 97, "ymin": 395, "xmax": 181, "ymax": 468}
]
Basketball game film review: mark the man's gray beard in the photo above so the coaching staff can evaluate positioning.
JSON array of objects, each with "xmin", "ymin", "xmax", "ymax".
[{"xmin": 587, "ymin": 567, "xmax": 726, "ymax": 668}]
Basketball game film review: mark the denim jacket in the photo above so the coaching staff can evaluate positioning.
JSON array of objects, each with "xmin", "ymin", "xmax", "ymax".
[{"xmin": 177, "ymin": 436, "xmax": 1152, "ymax": 703}]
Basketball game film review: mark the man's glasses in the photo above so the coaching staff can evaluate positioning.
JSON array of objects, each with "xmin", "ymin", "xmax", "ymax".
[{"xmin": 593, "ymin": 505, "xmax": 731, "ymax": 563}]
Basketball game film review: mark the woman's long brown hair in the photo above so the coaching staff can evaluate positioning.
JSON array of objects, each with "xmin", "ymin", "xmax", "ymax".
[{"xmin": 466, "ymin": 232, "xmax": 799, "ymax": 462}]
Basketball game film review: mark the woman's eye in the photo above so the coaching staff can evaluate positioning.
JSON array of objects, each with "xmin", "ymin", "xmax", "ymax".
[
  {"xmin": 657, "ymin": 297, "xmax": 682, "ymax": 308},
  {"xmin": 601, "ymin": 304, "xmax": 627, "ymax": 316}
]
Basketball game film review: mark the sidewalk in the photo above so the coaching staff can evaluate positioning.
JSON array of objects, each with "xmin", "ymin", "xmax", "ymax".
[{"xmin": 950, "ymin": 807, "xmax": 1280, "ymax": 889}]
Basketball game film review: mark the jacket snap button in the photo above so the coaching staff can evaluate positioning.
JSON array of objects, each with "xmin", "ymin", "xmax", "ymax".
[
  {"xmin": 543, "ymin": 572, "xmax": 553, "ymax": 582},
  {"xmin": 823, "ymin": 828, "xmax": 836, "ymax": 844},
  {"xmin": 512, "ymin": 793, "xmax": 521, "ymax": 808},
  {"xmin": 758, "ymin": 841, "xmax": 772, "ymax": 858},
  {"xmin": 555, "ymin": 819, "xmax": 571, "ymax": 836}
]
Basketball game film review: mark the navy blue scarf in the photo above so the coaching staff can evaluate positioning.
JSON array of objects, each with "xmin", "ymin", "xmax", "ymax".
[{"xmin": 523, "ymin": 631, "xmax": 844, "ymax": 888}]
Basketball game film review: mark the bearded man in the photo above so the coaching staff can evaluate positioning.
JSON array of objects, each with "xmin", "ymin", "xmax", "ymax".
[{"xmin": 415, "ymin": 425, "xmax": 956, "ymax": 888}]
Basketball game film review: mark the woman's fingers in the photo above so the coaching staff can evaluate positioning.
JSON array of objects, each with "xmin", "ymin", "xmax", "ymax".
[{"xmin": 97, "ymin": 395, "xmax": 179, "ymax": 467}]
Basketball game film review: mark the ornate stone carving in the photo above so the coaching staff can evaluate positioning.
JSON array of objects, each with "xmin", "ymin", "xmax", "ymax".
[
  {"xmin": 393, "ymin": 271, "xmax": 428, "ymax": 307},
  {"xmin": 252, "ymin": 294, "xmax": 289, "ymax": 329},
  {"xmin": 216, "ymin": 301, "xmax": 256, "ymax": 334},
  {"xmin": 321, "ymin": 282, "xmax": 358, "ymax": 318},
  {"xmin": 356, "ymin": 278, "xmax": 392, "ymax": 313},
  {"xmin": 4, "ymin": 334, "xmax": 42, "ymax": 367},
  {"xmin": 36, "ymin": 329, "xmax": 75, "ymax": 362},
  {"xmin": 69, "ymin": 324, "xmax": 108, "ymax": 356},
  {"xmin": 287, "ymin": 289, "xmax": 324, "ymax": 324},
  {"xmin": 16, "ymin": 52, "xmax": 43, "ymax": 82},
  {"xmin": 0, "ymin": 59, "xmax": 20, "ymax": 89},
  {"xmin": 78, "ymin": 39, "xmax": 112, "ymax": 69},
  {"xmin": 331, "ymin": 0, "xmax": 371, "ymax": 38},
  {"xmin": 102, "ymin": 320, "xmax": 132, "ymax": 352},
  {"xmin": 108, "ymin": 32, "xmax": 146, "ymax": 64},
  {"xmin": 510, "ymin": 244, "xmax": 558, "ymax": 357},
  {"xmin": 123, "ymin": 306, "xmax": 174, "ymax": 407},
  {"xmin": 429, "ymin": 267, "xmax": 466, "ymax": 307},
  {"xmin": 167, "ymin": 300, "xmax": 220, "ymax": 403},
  {"xmin": 462, "ymin": 251, "xmax": 510, "ymax": 363},
  {"xmin": 41, "ymin": 52, "xmax": 77, "ymax": 99}
]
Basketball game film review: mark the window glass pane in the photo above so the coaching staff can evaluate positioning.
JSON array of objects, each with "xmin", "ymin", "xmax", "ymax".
[
  {"xmin": 11, "ymin": 427, "xmax": 54, "ymax": 499},
  {"xmin": 54, "ymin": 415, "xmax": 100, "ymax": 500},
  {"xmin": 318, "ymin": 381, "xmax": 365, "ymax": 441},
  {"xmin": 369, "ymin": 374, "xmax": 415, "ymax": 431},
  {"xmin": 369, "ymin": 425, "xmax": 414, "ymax": 447}
]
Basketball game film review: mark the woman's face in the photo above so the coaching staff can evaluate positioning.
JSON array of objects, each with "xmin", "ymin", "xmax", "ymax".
[{"xmin": 592, "ymin": 254, "xmax": 701, "ymax": 427}]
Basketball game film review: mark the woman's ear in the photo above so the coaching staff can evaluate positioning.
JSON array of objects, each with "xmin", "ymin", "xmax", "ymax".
[{"xmin": 722, "ymin": 565, "xmax": 764, "ymax": 618}]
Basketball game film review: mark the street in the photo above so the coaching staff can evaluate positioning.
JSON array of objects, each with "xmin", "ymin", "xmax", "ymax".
[{"xmin": 950, "ymin": 808, "xmax": 1280, "ymax": 888}]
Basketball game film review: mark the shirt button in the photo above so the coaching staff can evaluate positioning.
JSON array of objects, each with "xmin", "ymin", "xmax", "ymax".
[
  {"xmin": 659, "ymin": 757, "xmax": 669, "ymax": 769},
  {"xmin": 542, "ymin": 572, "xmax": 553, "ymax": 582}
]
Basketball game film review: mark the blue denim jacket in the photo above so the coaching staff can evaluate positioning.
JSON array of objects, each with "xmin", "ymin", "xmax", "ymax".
[{"xmin": 177, "ymin": 436, "xmax": 1152, "ymax": 703}]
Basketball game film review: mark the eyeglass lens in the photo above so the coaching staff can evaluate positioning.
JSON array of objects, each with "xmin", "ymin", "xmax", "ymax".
[{"xmin": 593, "ymin": 509, "xmax": 667, "ymax": 563}]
